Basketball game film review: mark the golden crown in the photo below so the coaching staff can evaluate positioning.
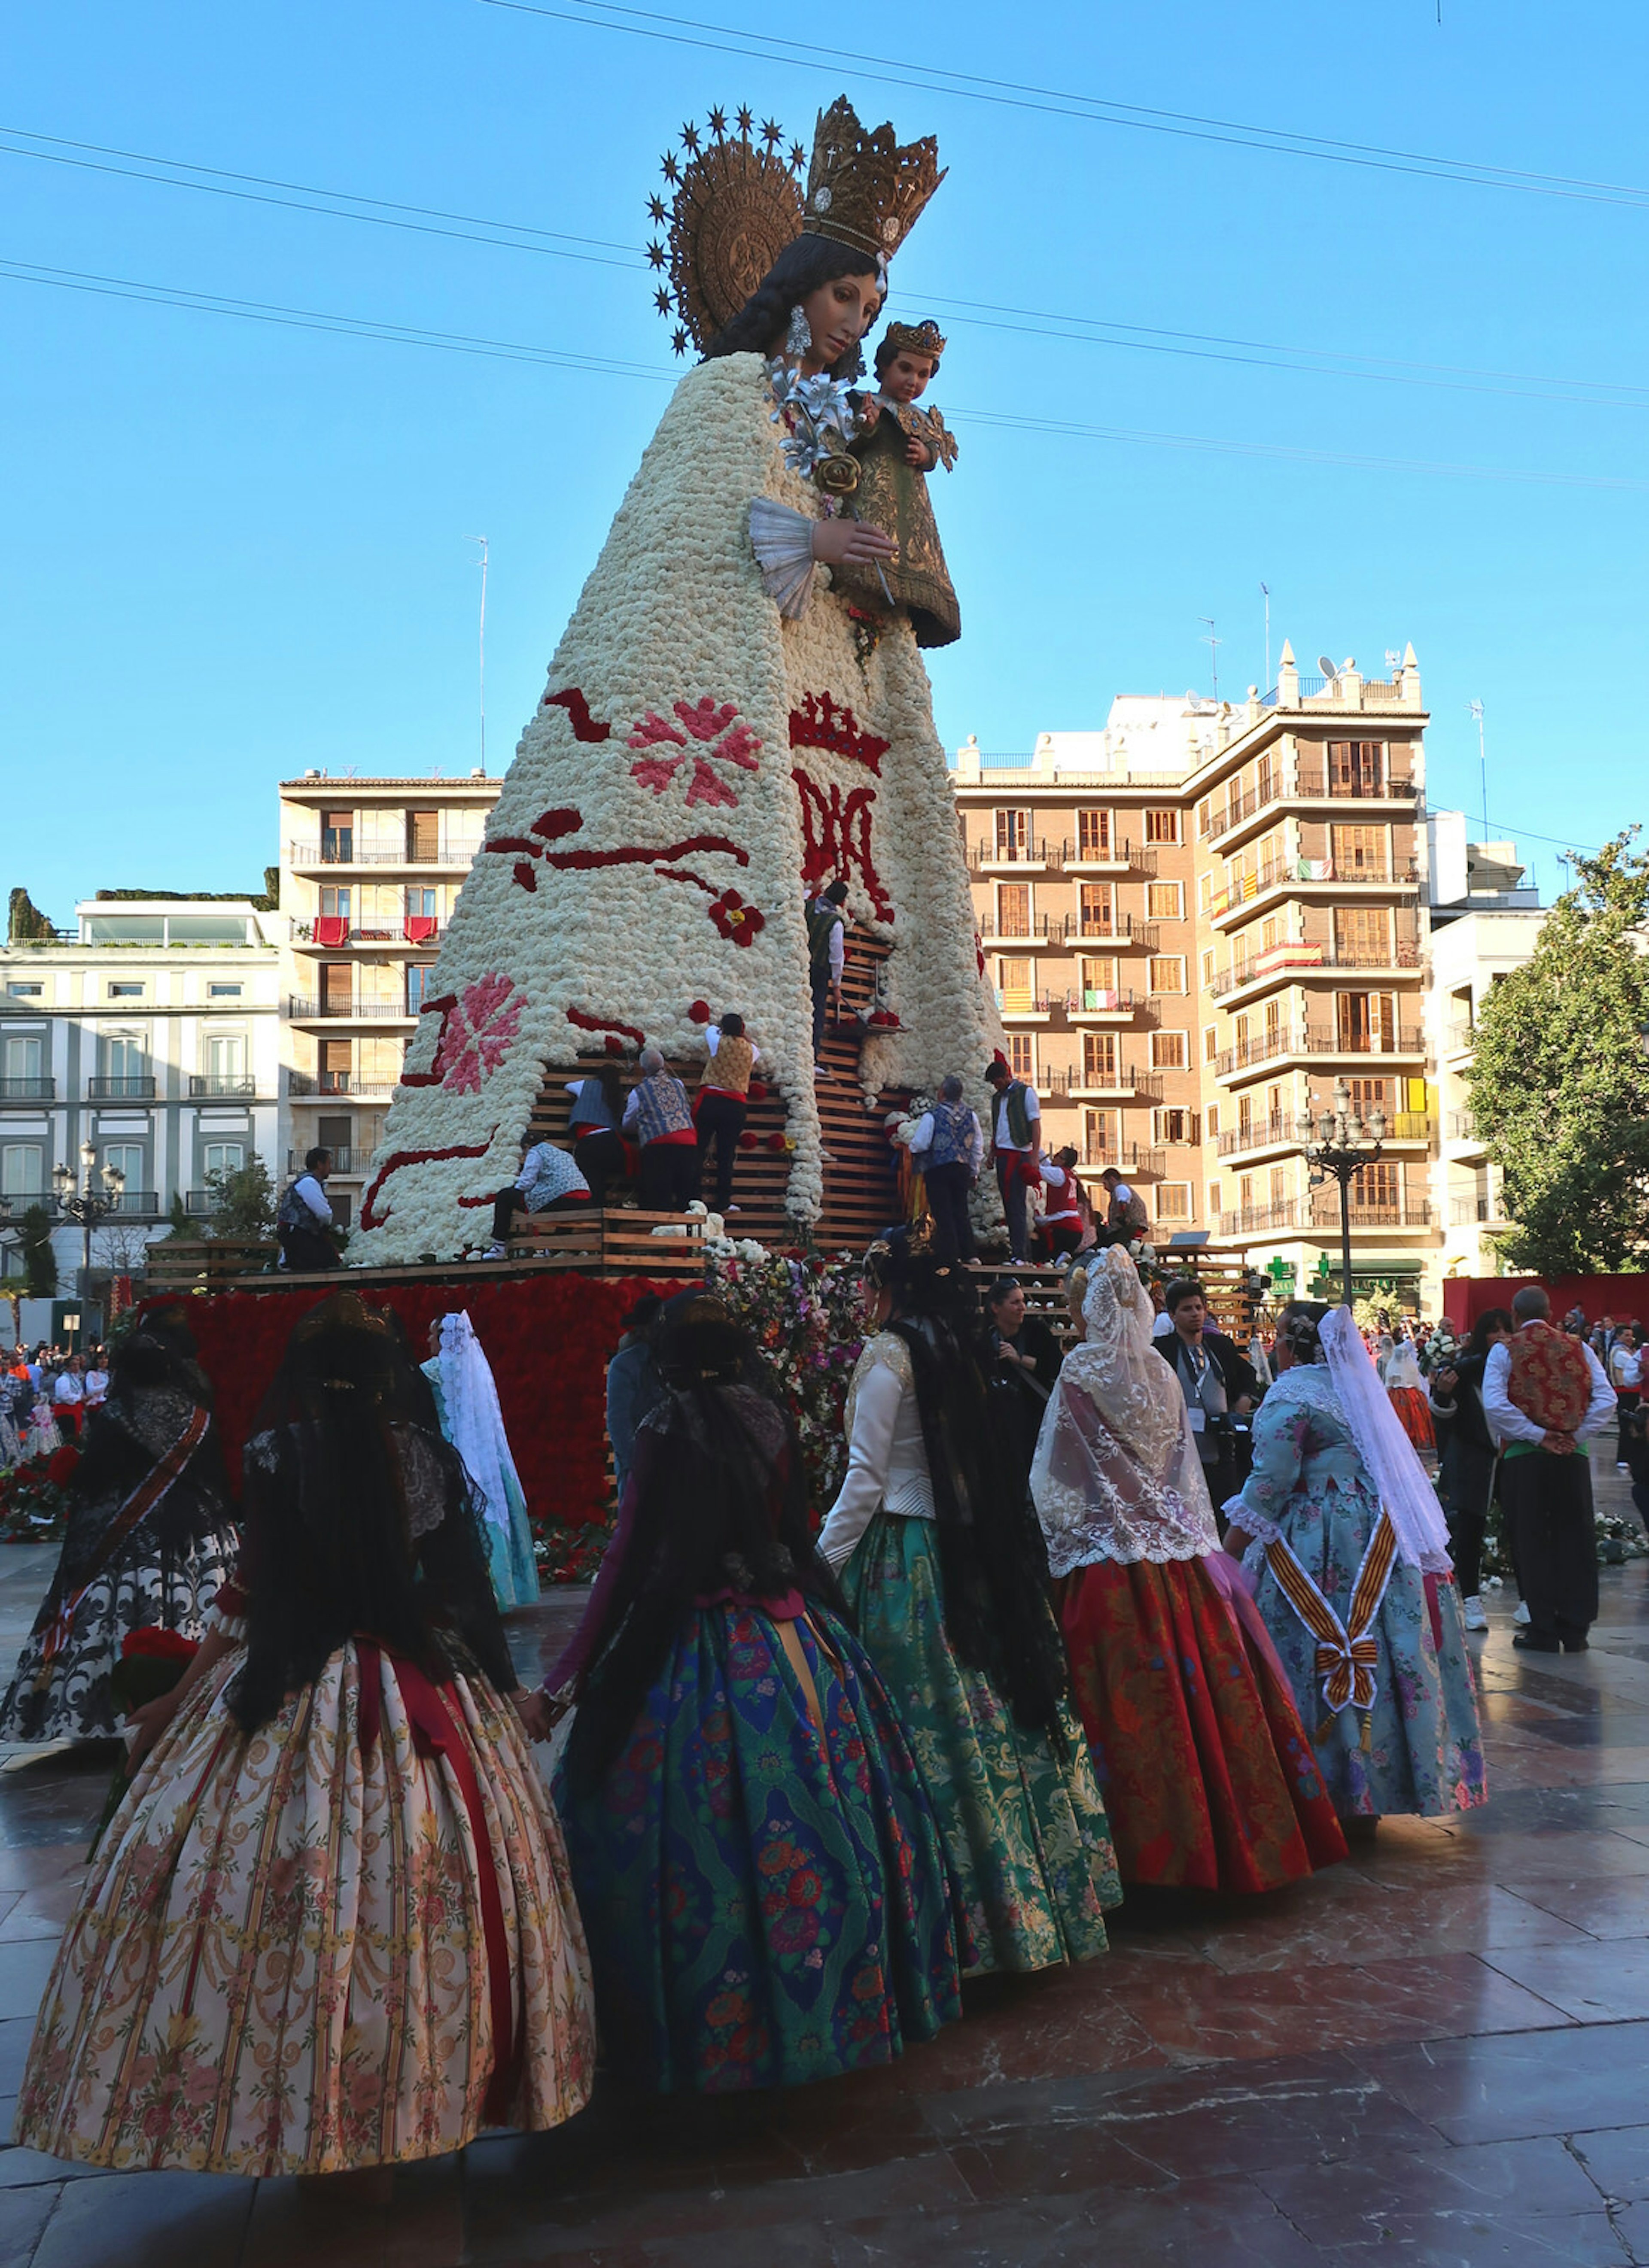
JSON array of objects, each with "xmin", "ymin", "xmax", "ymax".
[
  {"xmin": 800, "ymin": 97, "xmax": 945, "ymax": 263},
  {"xmin": 882, "ymin": 317, "xmax": 947, "ymax": 360}
]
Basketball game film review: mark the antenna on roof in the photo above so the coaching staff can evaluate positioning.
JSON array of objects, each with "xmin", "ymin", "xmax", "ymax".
[
  {"xmin": 1316, "ymin": 654, "xmax": 1338, "ymax": 681},
  {"xmin": 1199, "ymin": 617, "xmax": 1220, "ymax": 702}
]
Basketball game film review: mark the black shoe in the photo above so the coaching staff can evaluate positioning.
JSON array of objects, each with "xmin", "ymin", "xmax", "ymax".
[
  {"xmin": 1513, "ymin": 1631, "xmax": 1561, "ymax": 1653},
  {"xmin": 1558, "ymin": 1630, "xmax": 1591, "ymax": 1653}
]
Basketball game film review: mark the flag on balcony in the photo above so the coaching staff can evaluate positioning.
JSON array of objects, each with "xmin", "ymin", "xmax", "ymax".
[
  {"xmin": 312, "ymin": 916, "xmax": 350, "ymax": 947},
  {"xmin": 403, "ymin": 915, "xmax": 438, "ymax": 943}
]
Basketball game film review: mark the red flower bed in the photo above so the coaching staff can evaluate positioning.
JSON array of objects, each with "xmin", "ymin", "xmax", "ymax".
[{"xmin": 143, "ymin": 1270, "xmax": 698, "ymax": 1570}]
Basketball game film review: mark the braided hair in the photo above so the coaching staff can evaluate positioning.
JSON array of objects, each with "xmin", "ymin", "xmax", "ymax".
[{"xmin": 704, "ymin": 234, "xmax": 881, "ymax": 381}]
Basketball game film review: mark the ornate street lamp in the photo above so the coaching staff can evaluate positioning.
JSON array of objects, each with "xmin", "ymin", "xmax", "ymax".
[
  {"xmin": 1305, "ymin": 1077, "xmax": 1387, "ymax": 1307},
  {"xmin": 52, "ymin": 1140, "xmax": 125, "ymax": 1283}
]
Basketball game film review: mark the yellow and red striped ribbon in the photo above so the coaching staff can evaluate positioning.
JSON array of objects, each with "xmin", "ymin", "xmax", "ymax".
[{"xmin": 1265, "ymin": 1509, "xmax": 1398, "ymax": 1715}]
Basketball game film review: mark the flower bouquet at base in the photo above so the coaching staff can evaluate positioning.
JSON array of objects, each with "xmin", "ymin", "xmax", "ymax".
[{"xmin": 87, "ymin": 1625, "xmax": 200, "ymax": 1858}]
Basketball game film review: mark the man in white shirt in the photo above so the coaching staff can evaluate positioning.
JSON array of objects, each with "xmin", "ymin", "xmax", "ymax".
[
  {"xmin": 52, "ymin": 1357, "xmax": 86, "ymax": 1436},
  {"xmin": 82, "ymin": 1360, "xmax": 110, "ymax": 1411},
  {"xmin": 1482, "ymin": 1284, "xmax": 1616, "ymax": 1652},
  {"xmin": 806, "ymin": 881, "xmax": 849, "ymax": 1077},
  {"xmin": 983, "ymin": 1059, "xmax": 1041, "ymax": 1263},
  {"xmin": 905, "ymin": 1075, "xmax": 984, "ymax": 1263},
  {"xmin": 277, "ymin": 1147, "xmax": 340, "ymax": 1272}
]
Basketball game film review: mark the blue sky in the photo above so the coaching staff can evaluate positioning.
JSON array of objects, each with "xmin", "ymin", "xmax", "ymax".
[{"xmin": 5, "ymin": 0, "xmax": 1646, "ymax": 920}]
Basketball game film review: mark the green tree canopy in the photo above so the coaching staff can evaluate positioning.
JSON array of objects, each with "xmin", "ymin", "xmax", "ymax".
[
  {"xmin": 1467, "ymin": 830, "xmax": 1649, "ymax": 1274},
  {"xmin": 202, "ymin": 1157, "xmax": 277, "ymax": 1242}
]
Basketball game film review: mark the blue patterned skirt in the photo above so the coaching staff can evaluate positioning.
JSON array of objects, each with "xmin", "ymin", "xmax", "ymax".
[{"xmin": 552, "ymin": 1599, "xmax": 962, "ymax": 2093}]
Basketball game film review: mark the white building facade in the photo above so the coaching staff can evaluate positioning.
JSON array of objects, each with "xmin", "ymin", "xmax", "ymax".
[{"xmin": 0, "ymin": 901, "xmax": 282, "ymax": 1289}]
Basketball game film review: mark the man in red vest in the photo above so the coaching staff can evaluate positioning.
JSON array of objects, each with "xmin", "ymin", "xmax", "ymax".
[{"xmin": 1482, "ymin": 1284, "xmax": 1616, "ymax": 1652}]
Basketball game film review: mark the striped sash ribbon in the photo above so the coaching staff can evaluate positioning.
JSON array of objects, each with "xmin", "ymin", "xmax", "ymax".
[
  {"xmin": 36, "ymin": 1405, "xmax": 210, "ymax": 1676},
  {"xmin": 1265, "ymin": 1509, "xmax": 1399, "ymax": 1715}
]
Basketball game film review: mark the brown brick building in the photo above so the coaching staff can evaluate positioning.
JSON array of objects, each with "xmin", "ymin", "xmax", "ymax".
[{"xmin": 952, "ymin": 643, "xmax": 1436, "ymax": 1303}]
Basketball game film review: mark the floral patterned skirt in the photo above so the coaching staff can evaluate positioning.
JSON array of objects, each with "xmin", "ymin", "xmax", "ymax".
[
  {"xmin": 1252, "ymin": 1530, "xmax": 1488, "ymax": 1821},
  {"xmin": 15, "ymin": 1642, "xmax": 594, "ymax": 2174},
  {"xmin": 552, "ymin": 1598, "xmax": 961, "ymax": 2095},
  {"xmin": 0, "ymin": 1521, "xmax": 238, "ymax": 1745},
  {"xmin": 841, "ymin": 1515, "xmax": 1120, "ymax": 1977},
  {"xmin": 1057, "ymin": 1556, "xmax": 1348, "ymax": 1892}
]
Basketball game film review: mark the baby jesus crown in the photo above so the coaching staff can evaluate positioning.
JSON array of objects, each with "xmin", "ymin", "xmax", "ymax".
[
  {"xmin": 882, "ymin": 318, "xmax": 947, "ymax": 358},
  {"xmin": 801, "ymin": 97, "xmax": 946, "ymax": 262}
]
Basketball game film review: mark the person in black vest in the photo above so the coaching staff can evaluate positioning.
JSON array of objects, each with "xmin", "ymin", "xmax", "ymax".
[
  {"xmin": 276, "ymin": 1148, "xmax": 340, "ymax": 1272},
  {"xmin": 1153, "ymin": 1276, "xmax": 1259, "ymax": 1518},
  {"xmin": 805, "ymin": 881, "xmax": 849, "ymax": 1074},
  {"xmin": 906, "ymin": 1075, "xmax": 983, "ymax": 1262},
  {"xmin": 983, "ymin": 1059, "xmax": 1042, "ymax": 1264}
]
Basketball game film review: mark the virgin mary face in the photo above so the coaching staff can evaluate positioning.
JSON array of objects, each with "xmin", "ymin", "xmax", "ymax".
[{"xmin": 798, "ymin": 271, "xmax": 883, "ymax": 372}]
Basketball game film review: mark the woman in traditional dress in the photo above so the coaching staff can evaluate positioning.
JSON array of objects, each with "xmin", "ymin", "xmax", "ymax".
[
  {"xmin": 1029, "ymin": 1250, "xmax": 1346, "ymax": 1891},
  {"xmin": 1384, "ymin": 1334, "xmax": 1436, "ymax": 1457},
  {"xmin": 352, "ymin": 96, "xmax": 1002, "ymax": 1268},
  {"xmin": 16, "ymin": 1292, "xmax": 593, "ymax": 2174},
  {"xmin": 0, "ymin": 1307, "xmax": 237, "ymax": 1744},
  {"xmin": 421, "ymin": 1310, "xmax": 540, "ymax": 1610},
  {"xmin": 1223, "ymin": 1302, "xmax": 1487, "ymax": 1823},
  {"xmin": 548, "ymin": 1291, "xmax": 961, "ymax": 2093},
  {"xmin": 818, "ymin": 1230, "xmax": 1120, "ymax": 1975}
]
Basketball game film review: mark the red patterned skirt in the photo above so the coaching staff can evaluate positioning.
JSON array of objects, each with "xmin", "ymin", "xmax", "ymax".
[
  {"xmin": 1388, "ymin": 1386, "xmax": 1436, "ymax": 1454},
  {"xmin": 1057, "ymin": 1555, "xmax": 1348, "ymax": 1893}
]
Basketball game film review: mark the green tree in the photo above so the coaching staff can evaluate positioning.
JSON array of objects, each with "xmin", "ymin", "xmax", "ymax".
[
  {"xmin": 20, "ymin": 1205, "xmax": 57, "ymax": 1297},
  {"xmin": 1467, "ymin": 830, "xmax": 1649, "ymax": 1274},
  {"xmin": 6, "ymin": 889, "xmax": 55, "ymax": 944},
  {"xmin": 202, "ymin": 1157, "xmax": 277, "ymax": 1242}
]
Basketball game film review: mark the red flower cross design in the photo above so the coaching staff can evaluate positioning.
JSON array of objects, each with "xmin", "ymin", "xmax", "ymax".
[
  {"xmin": 709, "ymin": 890, "xmax": 765, "ymax": 947},
  {"xmin": 629, "ymin": 698, "xmax": 762, "ymax": 809},
  {"xmin": 434, "ymin": 973, "xmax": 524, "ymax": 1094}
]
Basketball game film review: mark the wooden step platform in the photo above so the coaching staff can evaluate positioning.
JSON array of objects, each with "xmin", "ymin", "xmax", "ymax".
[{"xmin": 525, "ymin": 927, "xmax": 907, "ymax": 1259}]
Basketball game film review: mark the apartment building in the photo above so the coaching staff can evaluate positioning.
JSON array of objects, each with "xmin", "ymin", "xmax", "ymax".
[
  {"xmin": 277, "ymin": 772, "xmax": 501, "ymax": 1222},
  {"xmin": 0, "ymin": 899, "xmax": 281, "ymax": 1287},
  {"xmin": 953, "ymin": 641, "xmax": 1442, "ymax": 1305}
]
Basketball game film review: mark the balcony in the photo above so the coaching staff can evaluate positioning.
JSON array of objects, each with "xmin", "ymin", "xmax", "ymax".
[
  {"xmin": 1442, "ymin": 1020, "xmax": 1476, "ymax": 1057},
  {"xmin": 1449, "ymin": 1196, "xmax": 1503, "ymax": 1228},
  {"xmin": 998, "ymin": 992, "xmax": 1062, "ymax": 1021},
  {"xmin": 287, "ymin": 996, "xmax": 416, "ymax": 1023},
  {"xmin": 288, "ymin": 1072, "xmax": 401, "ymax": 1100},
  {"xmin": 980, "ymin": 913, "xmax": 1073, "ymax": 950},
  {"xmin": 1061, "ymin": 838, "xmax": 1159, "ymax": 878},
  {"xmin": 1070, "ymin": 989, "xmax": 1141, "ymax": 1022},
  {"xmin": 1208, "ymin": 857, "xmax": 1420, "ymax": 928},
  {"xmin": 286, "ymin": 841, "xmax": 479, "ymax": 871},
  {"xmin": 1220, "ymin": 1201, "xmax": 1302, "ymax": 1238},
  {"xmin": 189, "ymin": 1074, "xmax": 258, "ymax": 1098},
  {"xmin": 969, "ymin": 839, "xmax": 1063, "ymax": 874},
  {"xmin": 1310, "ymin": 1194, "xmax": 1433, "ymax": 1230},
  {"xmin": 1214, "ymin": 1026, "xmax": 1426, "ymax": 1080},
  {"xmin": 1215, "ymin": 1109, "xmax": 1433, "ymax": 1161},
  {"xmin": 1079, "ymin": 1140, "xmax": 1161, "ymax": 1174},
  {"xmin": 1200, "ymin": 768, "xmax": 1421, "ymax": 849},
  {"xmin": 1208, "ymin": 934, "xmax": 1422, "ymax": 1000},
  {"xmin": 0, "ymin": 1077, "xmax": 53, "ymax": 1101},
  {"xmin": 104, "ymin": 1189, "xmax": 161, "ymax": 1219},
  {"xmin": 1070, "ymin": 1069, "xmax": 1165, "ymax": 1105},
  {"xmin": 1069, "ymin": 914, "xmax": 1161, "ymax": 953},
  {"xmin": 295, "ymin": 924, "xmax": 446, "ymax": 948},
  {"xmin": 287, "ymin": 1147, "xmax": 359, "ymax": 1175},
  {"xmin": 87, "ymin": 1075, "xmax": 156, "ymax": 1101}
]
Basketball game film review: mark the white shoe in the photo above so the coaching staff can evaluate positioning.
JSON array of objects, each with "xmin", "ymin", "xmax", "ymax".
[
  {"xmin": 820, "ymin": 1148, "xmax": 837, "ymax": 1163},
  {"xmin": 482, "ymin": 1241, "xmax": 508, "ymax": 1260},
  {"xmin": 1514, "ymin": 1599, "xmax": 1531, "ymax": 1626},
  {"xmin": 726, "ymin": 1203, "xmax": 742, "ymax": 1213},
  {"xmin": 814, "ymin": 1066, "xmax": 832, "ymax": 1080},
  {"xmin": 1462, "ymin": 1595, "xmax": 1489, "ymax": 1632}
]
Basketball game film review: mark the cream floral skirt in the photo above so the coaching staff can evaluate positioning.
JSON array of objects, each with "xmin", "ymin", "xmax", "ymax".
[{"xmin": 15, "ymin": 1641, "xmax": 594, "ymax": 2174}]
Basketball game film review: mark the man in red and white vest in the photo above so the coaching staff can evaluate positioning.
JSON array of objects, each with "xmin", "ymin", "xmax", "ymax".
[{"xmin": 1483, "ymin": 1284, "xmax": 1616, "ymax": 1653}]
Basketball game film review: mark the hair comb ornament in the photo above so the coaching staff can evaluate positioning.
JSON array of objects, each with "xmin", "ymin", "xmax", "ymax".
[{"xmin": 648, "ymin": 106, "xmax": 806, "ymax": 355}]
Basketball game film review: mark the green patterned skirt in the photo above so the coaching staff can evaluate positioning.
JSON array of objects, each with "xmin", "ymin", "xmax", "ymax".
[{"xmin": 840, "ymin": 1514, "xmax": 1120, "ymax": 1975}]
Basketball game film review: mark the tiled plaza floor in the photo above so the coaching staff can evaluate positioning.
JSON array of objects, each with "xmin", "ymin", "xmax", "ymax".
[{"xmin": 0, "ymin": 1456, "xmax": 1647, "ymax": 2262}]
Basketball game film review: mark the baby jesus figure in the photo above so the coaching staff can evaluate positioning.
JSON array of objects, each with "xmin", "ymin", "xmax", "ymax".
[{"xmin": 837, "ymin": 318, "xmax": 961, "ymax": 649}]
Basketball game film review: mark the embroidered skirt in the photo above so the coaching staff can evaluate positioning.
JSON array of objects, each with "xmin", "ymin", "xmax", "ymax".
[
  {"xmin": 553, "ymin": 1597, "xmax": 961, "ymax": 2093},
  {"xmin": 15, "ymin": 1643, "xmax": 594, "ymax": 2173},
  {"xmin": 1057, "ymin": 1555, "xmax": 1347, "ymax": 1892},
  {"xmin": 840, "ymin": 1514, "xmax": 1119, "ymax": 1976}
]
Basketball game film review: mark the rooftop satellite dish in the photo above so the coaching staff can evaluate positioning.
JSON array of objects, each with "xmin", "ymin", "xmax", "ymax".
[{"xmin": 1317, "ymin": 654, "xmax": 1338, "ymax": 679}]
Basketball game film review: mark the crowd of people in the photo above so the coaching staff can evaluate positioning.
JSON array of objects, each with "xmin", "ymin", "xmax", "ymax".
[
  {"xmin": 0, "ymin": 1344, "xmax": 112, "ymax": 1466},
  {"xmin": 16, "ymin": 1215, "xmax": 1617, "ymax": 2179}
]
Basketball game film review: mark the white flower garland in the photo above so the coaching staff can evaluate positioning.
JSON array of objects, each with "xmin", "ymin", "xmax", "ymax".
[{"xmin": 352, "ymin": 352, "xmax": 1003, "ymax": 1263}]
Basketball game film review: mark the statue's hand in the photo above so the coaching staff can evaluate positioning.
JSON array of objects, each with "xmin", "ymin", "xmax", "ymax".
[{"xmin": 812, "ymin": 518, "xmax": 896, "ymax": 568}]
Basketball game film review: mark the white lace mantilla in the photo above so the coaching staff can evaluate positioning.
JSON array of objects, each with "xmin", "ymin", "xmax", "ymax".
[{"xmin": 1029, "ymin": 1248, "xmax": 1220, "ymax": 1574}]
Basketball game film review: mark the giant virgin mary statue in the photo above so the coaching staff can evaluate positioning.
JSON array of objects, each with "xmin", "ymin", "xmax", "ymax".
[{"xmin": 354, "ymin": 100, "xmax": 1002, "ymax": 1261}]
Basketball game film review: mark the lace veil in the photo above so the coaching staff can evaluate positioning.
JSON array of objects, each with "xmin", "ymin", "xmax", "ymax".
[
  {"xmin": 1029, "ymin": 1246, "xmax": 1219, "ymax": 1573},
  {"xmin": 433, "ymin": 1311, "xmax": 522, "ymax": 1536},
  {"xmin": 1320, "ymin": 1305, "xmax": 1453, "ymax": 1573}
]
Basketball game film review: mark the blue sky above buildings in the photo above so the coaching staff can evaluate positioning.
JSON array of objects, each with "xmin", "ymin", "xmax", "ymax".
[{"xmin": 5, "ymin": 0, "xmax": 1645, "ymax": 918}]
